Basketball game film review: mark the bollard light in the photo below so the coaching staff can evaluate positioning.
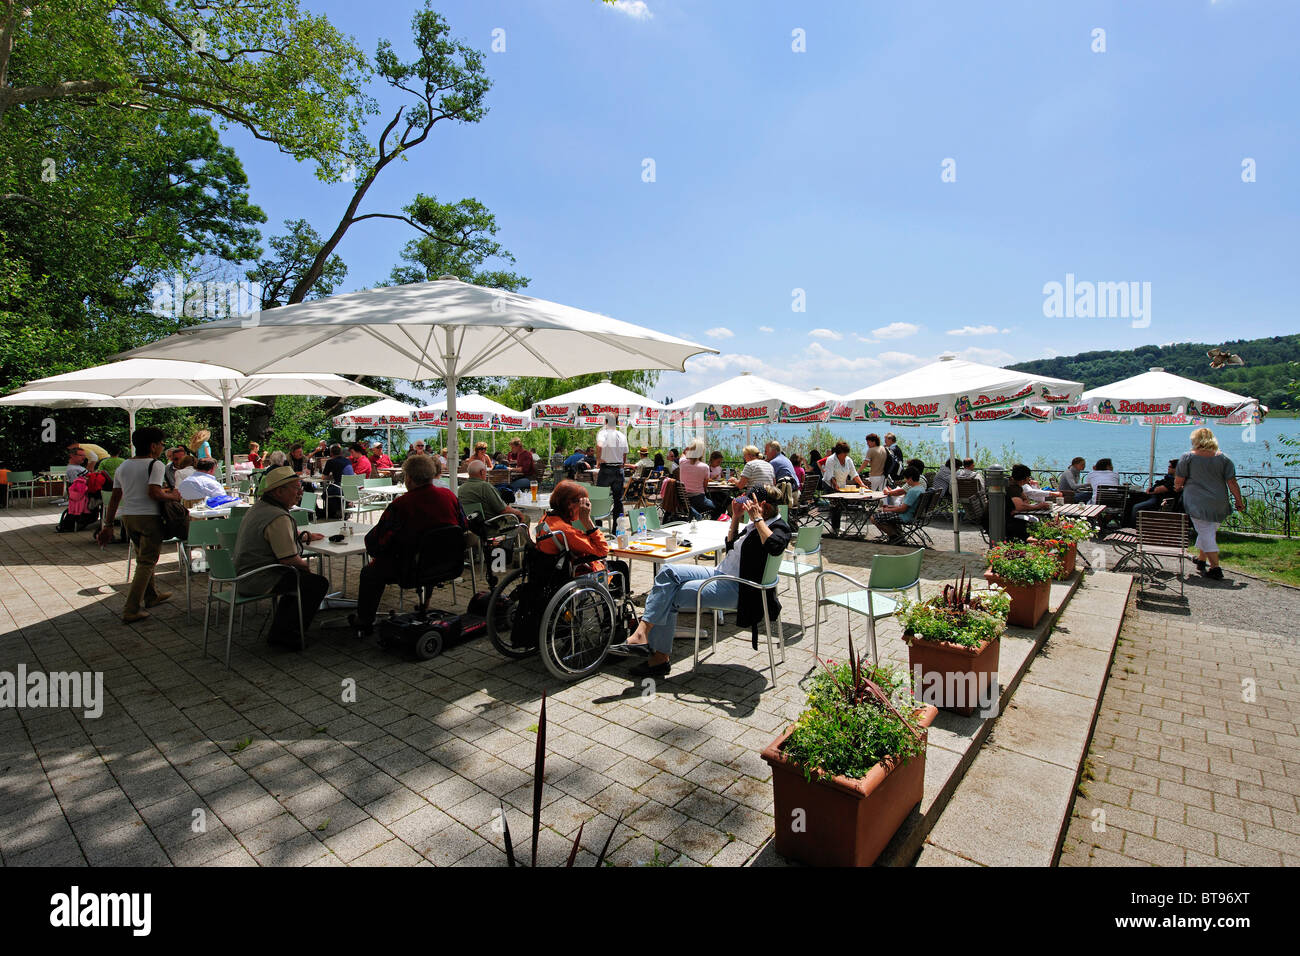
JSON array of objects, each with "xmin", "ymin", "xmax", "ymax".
[{"xmin": 987, "ymin": 465, "xmax": 1006, "ymax": 544}]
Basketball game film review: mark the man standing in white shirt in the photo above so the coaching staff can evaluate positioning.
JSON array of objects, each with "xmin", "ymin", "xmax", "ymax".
[
  {"xmin": 595, "ymin": 414, "xmax": 629, "ymax": 522},
  {"xmin": 821, "ymin": 440, "xmax": 864, "ymax": 536}
]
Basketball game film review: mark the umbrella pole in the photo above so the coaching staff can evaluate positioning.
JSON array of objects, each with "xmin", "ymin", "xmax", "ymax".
[
  {"xmin": 128, "ymin": 408, "xmax": 136, "ymax": 440},
  {"xmin": 222, "ymin": 393, "xmax": 233, "ymax": 490},
  {"xmin": 1148, "ymin": 422, "xmax": 1158, "ymax": 487},
  {"xmin": 949, "ymin": 427, "xmax": 960, "ymax": 552},
  {"xmin": 964, "ymin": 421, "xmax": 970, "ymax": 459},
  {"xmin": 445, "ymin": 329, "xmax": 459, "ymax": 493}
]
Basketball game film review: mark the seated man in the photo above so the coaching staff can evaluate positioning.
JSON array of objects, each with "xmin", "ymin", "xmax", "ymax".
[
  {"xmin": 458, "ymin": 459, "xmax": 526, "ymax": 524},
  {"xmin": 563, "ymin": 447, "xmax": 589, "ymax": 480},
  {"xmin": 1058, "ymin": 457, "xmax": 1090, "ymax": 503},
  {"xmin": 348, "ymin": 455, "xmax": 467, "ymax": 634},
  {"xmin": 608, "ymin": 485, "xmax": 794, "ymax": 677},
  {"xmin": 65, "ymin": 445, "xmax": 91, "ymax": 485},
  {"xmin": 232, "ymin": 467, "xmax": 329, "ymax": 648},
  {"xmin": 764, "ymin": 440, "xmax": 797, "ymax": 489},
  {"xmin": 1086, "ymin": 458, "xmax": 1120, "ymax": 499},
  {"xmin": 320, "ymin": 443, "xmax": 354, "ymax": 518},
  {"xmin": 1125, "ymin": 459, "xmax": 1180, "ymax": 526},
  {"xmin": 368, "ymin": 443, "xmax": 394, "ymax": 470},
  {"xmin": 508, "ymin": 438, "xmax": 537, "ymax": 494},
  {"xmin": 178, "ymin": 458, "xmax": 224, "ymax": 502},
  {"xmin": 820, "ymin": 441, "xmax": 865, "ymax": 535},
  {"xmin": 1006, "ymin": 463, "xmax": 1053, "ymax": 541},
  {"xmin": 733, "ymin": 445, "xmax": 774, "ymax": 492},
  {"xmin": 872, "ymin": 467, "xmax": 925, "ymax": 542},
  {"xmin": 931, "ymin": 456, "xmax": 958, "ymax": 500},
  {"xmin": 956, "ymin": 458, "xmax": 985, "ymax": 520},
  {"xmin": 348, "ymin": 442, "xmax": 373, "ymax": 477}
]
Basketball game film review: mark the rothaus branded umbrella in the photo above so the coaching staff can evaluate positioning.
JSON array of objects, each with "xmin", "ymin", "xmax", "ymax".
[
  {"xmin": 665, "ymin": 372, "xmax": 831, "ymax": 447},
  {"xmin": 331, "ymin": 397, "xmax": 419, "ymax": 455},
  {"xmin": 115, "ymin": 277, "xmax": 714, "ymax": 489},
  {"xmin": 1077, "ymin": 368, "xmax": 1262, "ymax": 484},
  {"xmin": 0, "ymin": 389, "xmax": 263, "ymax": 440},
  {"xmin": 531, "ymin": 379, "xmax": 666, "ymax": 460},
  {"xmin": 836, "ymin": 356, "xmax": 1084, "ymax": 550}
]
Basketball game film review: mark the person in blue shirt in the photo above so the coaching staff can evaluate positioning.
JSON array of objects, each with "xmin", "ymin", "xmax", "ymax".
[
  {"xmin": 872, "ymin": 466, "xmax": 925, "ymax": 543},
  {"xmin": 563, "ymin": 448, "xmax": 588, "ymax": 479}
]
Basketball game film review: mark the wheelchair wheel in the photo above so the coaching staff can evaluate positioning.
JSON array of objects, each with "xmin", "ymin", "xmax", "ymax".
[
  {"xmin": 485, "ymin": 568, "xmax": 532, "ymax": 659},
  {"xmin": 538, "ymin": 578, "xmax": 615, "ymax": 681}
]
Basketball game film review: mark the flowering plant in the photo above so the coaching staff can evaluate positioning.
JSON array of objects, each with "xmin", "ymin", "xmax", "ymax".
[
  {"xmin": 784, "ymin": 638, "xmax": 927, "ymax": 781},
  {"xmin": 895, "ymin": 570, "xmax": 1010, "ymax": 649},
  {"xmin": 1026, "ymin": 516, "xmax": 1095, "ymax": 544},
  {"xmin": 985, "ymin": 541, "xmax": 1061, "ymax": 585}
]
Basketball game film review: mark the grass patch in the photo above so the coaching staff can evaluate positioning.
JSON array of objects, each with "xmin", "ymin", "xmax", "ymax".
[{"xmin": 1212, "ymin": 533, "xmax": 1300, "ymax": 587}]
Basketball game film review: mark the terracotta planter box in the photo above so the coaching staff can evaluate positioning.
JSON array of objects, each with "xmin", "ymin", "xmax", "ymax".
[
  {"xmin": 760, "ymin": 705, "xmax": 938, "ymax": 867},
  {"xmin": 905, "ymin": 633, "xmax": 1000, "ymax": 717},
  {"xmin": 984, "ymin": 571, "xmax": 1050, "ymax": 628}
]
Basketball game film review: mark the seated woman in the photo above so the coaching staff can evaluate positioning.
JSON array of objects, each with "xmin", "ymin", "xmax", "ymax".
[
  {"xmin": 708, "ymin": 451, "xmax": 725, "ymax": 481},
  {"xmin": 677, "ymin": 437, "xmax": 717, "ymax": 519},
  {"xmin": 1087, "ymin": 458, "xmax": 1121, "ymax": 498},
  {"xmin": 790, "ymin": 453, "xmax": 807, "ymax": 486},
  {"xmin": 537, "ymin": 480, "xmax": 629, "ymax": 591},
  {"xmin": 608, "ymin": 484, "xmax": 794, "ymax": 678},
  {"xmin": 1006, "ymin": 463, "xmax": 1053, "ymax": 540},
  {"xmin": 348, "ymin": 454, "xmax": 467, "ymax": 635},
  {"xmin": 650, "ymin": 452, "xmax": 666, "ymax": 476}
]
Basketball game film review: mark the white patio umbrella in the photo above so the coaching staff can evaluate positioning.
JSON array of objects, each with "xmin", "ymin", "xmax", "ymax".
[
  {"xmin": 0, "ymin": 389, "xmax": 263, "ymax": 440},
  {"xmin": 413, "ymin": 392, "xmax": 533, "ymax": 455},
  {"xmin": 1077, "ymin": 368, "xmax": 1260, "ymax": 484},
  {"xmin": 531, "ymin": 379, "xmax": 666, "ymax": 459},
  {"xmin": 331, "ymin": 397, "xmax": 418, "ymax": 455},
  {"xmin": 837, "ymin": 356, "xmax": 1084, "ymax": 550},
  {"xmin": 115, "ymin": 276, "xmax": 715, "ymax": 489},
  {"xmin": 19, "ymin": 359, "xmax": 385, "ymax": 482},
  {"xmin": 666, "ymin": 372, "xmax": 831, "ymax": 446}
]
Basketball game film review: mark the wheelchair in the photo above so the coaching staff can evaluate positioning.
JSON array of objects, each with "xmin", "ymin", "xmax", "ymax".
[{"xmin": 484, "ymin": 527, "xmax": 637, "ymax": 681}]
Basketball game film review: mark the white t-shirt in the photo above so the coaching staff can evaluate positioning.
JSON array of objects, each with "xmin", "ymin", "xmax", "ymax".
[
  {"xmin": 596, "ymin": 428, "xmax": 628, "ymax": 465},
  {"xmin": 179, "ymin": 471, "xmax": 224, "ymax": 501},
  {"xmin": 718, "ymin": 522, "xmax": 755, "ymax": 578},
  {"xmin": 740, "ymin": 458, "xmax": 775, "ymax": 489},
  {"xmin": 115, "ymin": 458, "xmax": 165, "ymax": 516},
  {"xmin": 822, "ymin": 454, "xmax": 859, "ymax": 489}
]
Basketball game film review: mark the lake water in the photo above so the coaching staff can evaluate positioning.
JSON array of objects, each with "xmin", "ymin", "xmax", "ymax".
[{"xmin": 406, "ymin": 418, "xmax": 1298, "ymax": 477}]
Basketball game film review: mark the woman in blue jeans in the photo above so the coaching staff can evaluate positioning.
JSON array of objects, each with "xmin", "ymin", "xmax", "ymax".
[{"xmin": 608, "ymin": 485, "xmax": 793, "ymax": 677}]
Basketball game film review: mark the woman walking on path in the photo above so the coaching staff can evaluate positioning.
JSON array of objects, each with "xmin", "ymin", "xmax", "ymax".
[{"xmin": 1175, "ymin": 427, "xmax": 1245, "ymax": 581}]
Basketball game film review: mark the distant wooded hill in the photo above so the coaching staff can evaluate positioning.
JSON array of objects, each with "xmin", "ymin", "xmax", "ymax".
[{"xmin": 1008, "ymin": 335, "xmax": 1300, "ymax": 410}]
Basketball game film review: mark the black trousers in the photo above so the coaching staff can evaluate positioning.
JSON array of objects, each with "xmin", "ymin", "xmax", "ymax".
[
  {"xmin": 355, "ymin": 561, "xmax": 399, "ymax": 625},
  {"xmin": 596, "ymin": 463, "xmax": 624, "ymax": 519},
  {"xmin": 270, "ymin": 567, "xmax": 330, "ymax": 640}
]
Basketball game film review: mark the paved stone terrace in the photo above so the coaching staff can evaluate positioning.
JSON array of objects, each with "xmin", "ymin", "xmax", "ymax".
[
  {"xmin": 0, "ymin": 504, "xmax": 984, "ymax": 867},
  {"xmin": 1059, "ymin": 567, "xmax": 1300, "ymax": 867}
]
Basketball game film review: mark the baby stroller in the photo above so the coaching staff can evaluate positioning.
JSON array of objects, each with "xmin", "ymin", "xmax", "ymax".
[{"xmin": 483, "ymin": 526, "xmax": 636, "ymax": 681}]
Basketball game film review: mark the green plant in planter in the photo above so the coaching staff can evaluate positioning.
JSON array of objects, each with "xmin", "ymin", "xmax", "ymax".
[
  {"xmin": 985, "ymin": 541, "xmax": 1061, "ymax": 585},
  {"xmin": 1026, "ymin": 516, "xmax": 1095, "ymax": 543},
  {"xmin": 784, "ymin": 640, "xmax": 927, "ymax": 782},
  {"xmin": 895, "ymin": 570, "xmax": 1010, "ymax": 649}
]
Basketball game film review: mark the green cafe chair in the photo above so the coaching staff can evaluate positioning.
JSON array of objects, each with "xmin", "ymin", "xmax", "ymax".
[
  {"xmin": 777, "ymin": 525, "xmax": 824, "ymax": 632},
  {"xmin": 692, "ymin": 551, "xmax": 785, "ymax": 689},
  {"xmin": 813, "ymin": 548, "xmax": 924, "ymax": 665}
]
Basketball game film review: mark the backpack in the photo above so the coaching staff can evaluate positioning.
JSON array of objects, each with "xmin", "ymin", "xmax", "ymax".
[{"xmin": 67, "ymin": 475, "xmax": 90, "ymax": 516}]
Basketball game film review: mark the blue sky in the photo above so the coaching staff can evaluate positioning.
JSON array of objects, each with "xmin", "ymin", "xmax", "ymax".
[{"xmin": 227, "ymin": 0, "xmax": 1299, "ymax": 402}]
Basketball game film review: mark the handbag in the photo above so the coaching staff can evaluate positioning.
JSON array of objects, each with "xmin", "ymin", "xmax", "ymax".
[{"xmin": 154, "ymin": 461, "xmax": 191, "ymax": 541}]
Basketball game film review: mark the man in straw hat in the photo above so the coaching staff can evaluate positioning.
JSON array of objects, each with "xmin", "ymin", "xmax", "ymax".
[{"xmin": 233, "ymin": 466, "xmax": 329, "ymax": 648}]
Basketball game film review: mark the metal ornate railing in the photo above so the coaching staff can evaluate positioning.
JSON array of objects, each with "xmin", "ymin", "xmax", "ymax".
[{"xmin": 1022, "ymin": 468, "xmax": 1297, "ymax": 537}]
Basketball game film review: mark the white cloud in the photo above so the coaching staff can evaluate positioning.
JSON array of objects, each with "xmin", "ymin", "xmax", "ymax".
[
  {"xmin": 607, "ymin": 0, "xmax": 653, "ymax": 20},
  {"xmin": 951, "ymin": 345, "xmax": 1015, "ymax": 366},
  {"xmin": 808, "ymin": 328, "xmax": 842, "ymax": 341},
  {"xmin": 758, "ymin": 325, "xmax": 774, "ymax": 333},
  {"xmin": 872, "ymin": 322, "xmax": 920, "ymax": 340},
  {"xmin": 705, "ymin": 327, "xmax": 734, "ymax": 340},
  {"xmin": 946, "ymin": 324, "xmax": 1002, "ymax": 336}
]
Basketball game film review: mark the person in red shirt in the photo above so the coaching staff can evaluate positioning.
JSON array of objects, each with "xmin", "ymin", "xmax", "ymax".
[
  {"xmin": 508, "ymin": 437, "xmax": 536, "ymax": 493},
  {"xmin": 247, "ymin": 442, "xmax": 263, "ymax": 469},
  {"xmin": 349, "ymin": 454, "xmax": 466, "ymax": 633},
  {"xmin": 368, "ymin": 443, "xmax": 394, "ymax": 469},
  {"xmin": 348, "ymin": 442, "xmax": 372, "ymax": 477}
]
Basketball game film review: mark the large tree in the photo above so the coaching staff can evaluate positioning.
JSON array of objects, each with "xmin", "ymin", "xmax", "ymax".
[{"xmin": 0, "ymin": 0, "xmax": 372, "ymax": 178}]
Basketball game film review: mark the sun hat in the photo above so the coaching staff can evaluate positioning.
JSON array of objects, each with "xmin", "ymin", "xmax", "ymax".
[{"xmin": 259, "ymin": 466, "xmax": 300, "ymax": 496}]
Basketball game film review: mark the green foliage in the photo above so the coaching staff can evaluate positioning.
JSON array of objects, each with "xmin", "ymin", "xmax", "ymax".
[
  {"xmin": 385, "ymin": 196, "xmax": 527, "ymax": 291},
  {"xmin": 1009, "ymin": 335, "xmax": 1300, "ymax": 413},
  {"xmin": 783, "ymin": 656, "xmax": 927, "ymax": 782},
  {"xmin": 0, "ymin": 0, "xmax": 374, "ymax": 178},
  {"xmin": 895, "ymin": 573, "xmax": 1010, "ymax": 649},
  {"xmin": 985, "ymin": 542, "xmax": 1061, "ymax": 585}
]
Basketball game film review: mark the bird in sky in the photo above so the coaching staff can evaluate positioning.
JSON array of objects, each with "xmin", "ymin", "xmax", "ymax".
[{"xmin": 1207, "ymin": 348, "xmax": 1245, "ymax": 369}]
